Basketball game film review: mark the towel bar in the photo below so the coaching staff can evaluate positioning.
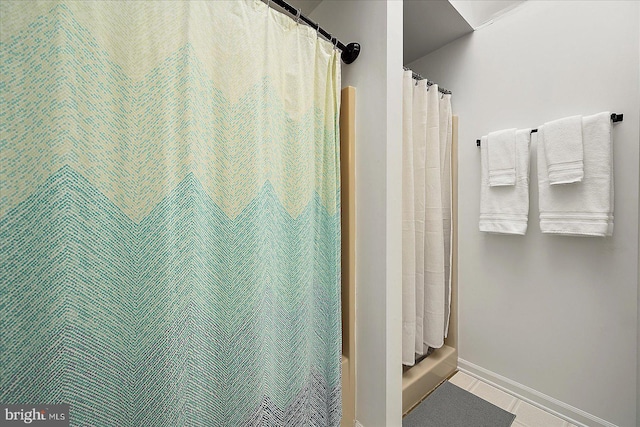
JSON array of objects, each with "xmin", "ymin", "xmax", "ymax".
[{"xmin": 476, "ymin": 113, "xmax": 624, "ymax": 147}]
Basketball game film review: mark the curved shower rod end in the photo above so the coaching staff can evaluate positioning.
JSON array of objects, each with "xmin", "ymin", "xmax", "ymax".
[{"xmin": 341, "ymin": 42, "xmax": 360, "ymax": 64}]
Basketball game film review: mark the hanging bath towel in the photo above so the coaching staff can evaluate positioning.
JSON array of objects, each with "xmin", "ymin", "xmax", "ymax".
[
  {"xmin": 538, "ymin": 112, "xmax": 614, "ymax": 236},
  {"xmin": 479, "ymin": 129, "xmax": 532, "ymax": 235}
]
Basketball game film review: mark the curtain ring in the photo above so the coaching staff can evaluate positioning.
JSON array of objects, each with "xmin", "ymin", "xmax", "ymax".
[{"xmin": 296, "ymin": 8, "xmax": 301, "ymax": 24}]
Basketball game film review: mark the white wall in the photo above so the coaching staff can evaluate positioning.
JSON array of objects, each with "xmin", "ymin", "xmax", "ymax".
[
  {"xmin": 310, "ymin": 2, "xmax": 403, "ymax": 426},
  {"xmin": 409, "ymin": 2, "xmax": 639, "ymax": 426},
  {"xmin": 637, "ymin": 5, "xmax": 640, "ymax": 424},
  {"xmin": 637, "ymin": 5, "xmax": 640, "ymax": 422}
]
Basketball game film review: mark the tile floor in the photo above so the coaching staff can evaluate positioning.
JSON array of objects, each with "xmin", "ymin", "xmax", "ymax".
[{"xmin": 448, "ymin": 371, "xmax": 579, "ymax": 427}]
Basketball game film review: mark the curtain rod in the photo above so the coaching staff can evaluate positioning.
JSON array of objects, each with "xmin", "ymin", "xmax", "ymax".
[
  {"xmin": 266, "ymin": 0, "xmax": 360, "ymax": 64},
  {"xmin": 403, "ymin": 67, "xmax": 452, "ymax": 95},
  {"xmin": 475, "ymin": 113, "xmax": 624, "ymax": 147}
]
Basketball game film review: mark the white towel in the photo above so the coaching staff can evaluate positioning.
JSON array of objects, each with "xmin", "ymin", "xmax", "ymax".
[
  {"xmin": 488, "ymin": 128, "xmax": 517, "ymax": 186},
  {"xmin": 541, "ymin": 115, "xmax": 584, "ymax": 184},
  {"xmin": 538, "ymin": 112, "xmax": 613, "ymax": 236},
  {"xmin": 479, "ymin": 129, "xmax": 531, "ymax": 235}
]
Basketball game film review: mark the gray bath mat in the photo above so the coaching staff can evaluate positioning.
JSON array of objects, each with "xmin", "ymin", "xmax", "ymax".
[{"xmin": 403, "ymin": 381, "xmax": 516, "ymax": 427}]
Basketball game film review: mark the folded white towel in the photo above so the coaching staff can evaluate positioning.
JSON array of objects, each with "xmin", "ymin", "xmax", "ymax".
[
  {"xmin": 541, "ymin": 115, "xmax": 584, "ymax": 184},
  {"xmin": 488, "ymin": 128, "xmax": 517, "ymax": 186},
  {"xmin": 538, "ymin": 112, "xmax": 613, "ymax": 236},
  {"xmin": 480, "ymin": 129, "xmax": 531, "ymax": 235}
]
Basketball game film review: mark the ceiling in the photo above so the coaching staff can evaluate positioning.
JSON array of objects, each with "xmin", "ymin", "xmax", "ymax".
[
  {"xmin": 404, "ymin": 0, "xmax": 526, "ymax": 64},
  {"xmin": 404, "ymin": 0, "xmax": 473, "ymax": 64},
  {"xmin": 269, "ymin": 0, "xmax": 526, "ymax": 65},
  {"xmin": 449, "ymin": 0, "xmax": 525, "ymax": 29}
]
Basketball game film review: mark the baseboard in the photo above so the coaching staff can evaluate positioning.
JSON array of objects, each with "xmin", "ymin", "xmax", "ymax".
[{"xmin": 458, "ymin": 359, "xmax": 619, "ymax": 427}]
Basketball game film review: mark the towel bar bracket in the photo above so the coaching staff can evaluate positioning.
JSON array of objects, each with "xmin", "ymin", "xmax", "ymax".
[{"xmin": 476, "ymin": 112, "xmax": 623, "ymax": 147}]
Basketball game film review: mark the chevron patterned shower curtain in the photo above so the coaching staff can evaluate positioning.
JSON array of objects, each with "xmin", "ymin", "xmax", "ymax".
[{"xmin": 0, "ymin": 1, "xmax": 341, "ymax": 425}]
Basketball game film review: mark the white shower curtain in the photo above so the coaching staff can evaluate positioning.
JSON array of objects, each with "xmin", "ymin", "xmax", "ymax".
[{"xmin": 402, "ymin": 70, "xmax": 452, "ymax": 366}]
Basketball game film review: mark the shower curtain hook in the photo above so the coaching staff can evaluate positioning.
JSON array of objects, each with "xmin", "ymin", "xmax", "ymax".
[
  {"xmin": 333, "ymin": 37, "xmax": 338, "ymax": 50},
  {"xmin": 295, "ymin": 8, "xmax": 301, "ymax": 24},
  {"xmin": 266, "ymin": 0, "xmax": 270, "ymax": 8},
  {"xmin": 316, "ymin": 23, "xmax": 320, "ymax": 38}
]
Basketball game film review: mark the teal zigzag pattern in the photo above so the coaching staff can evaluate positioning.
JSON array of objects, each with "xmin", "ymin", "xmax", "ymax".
[
  {"xmin": 0, "ymin": 166, "xmax": 341, "ymax": 426},
  {"xmin": 1, "ymin": 4, "xmax": 340, "ymax": 220},
  {"xmin": 2, "ymin": 3, "xmax": 341, "ymax": 425}
]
